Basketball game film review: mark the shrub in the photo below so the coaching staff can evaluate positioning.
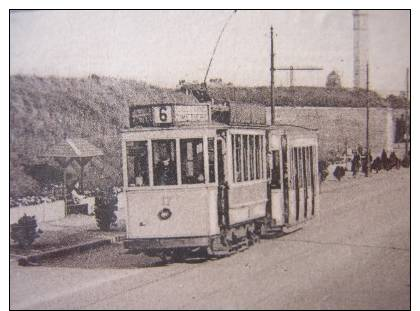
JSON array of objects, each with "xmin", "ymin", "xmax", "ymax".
[
  {"xmin": 10, "ymin": 214, "xmax": 41, "ymax": 248},
  {"xmin": 94, "ymin": 189, "xmax": 117, "ymax": 231},
  {"xmin": 333, "ymin": 166, "xmax": 346, "ymax": 181},
  {"xmin": 401, "ymin": 154, "xmax": 410, "ymax": 168},
  {"xmin": 318, "ymin": 160, "xmax": 329, "ymax": 183}
]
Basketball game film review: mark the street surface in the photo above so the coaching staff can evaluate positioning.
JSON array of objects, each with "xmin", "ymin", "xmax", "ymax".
[{"xmin": 10, "ymin": 169, "xmax": 410, "ymax": 310}]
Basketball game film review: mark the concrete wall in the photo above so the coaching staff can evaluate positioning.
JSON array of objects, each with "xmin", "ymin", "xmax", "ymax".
[
  {"xmin": 273, "ymin": 107, "xmax": 405, "ymax": 160},
  {"xmin": 116, "ymin": 192, "xmax": 126, "ymax": 224},
  {"xmin": 10, "ymin": 193, "xmax": 126, "ymax": 225},
  {"xmin": 10, "ymin": 200, "xmax": 65, "ymax": 224}
]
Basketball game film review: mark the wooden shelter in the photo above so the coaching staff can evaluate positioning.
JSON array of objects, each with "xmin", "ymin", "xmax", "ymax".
[{"xmin": 43, "ymin": 138, "xmax": 103, "ymax": 214}]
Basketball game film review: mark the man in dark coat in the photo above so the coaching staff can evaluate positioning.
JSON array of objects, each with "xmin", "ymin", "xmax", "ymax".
[
  {"xmin": 389, "ymin": 151, "xmax": 400, "ymax": 169},
  {"xmin": 381, "ymin": 149, "xmax": 391, "ymax": 171},
  {"xmin": 351, "ymin": 151, "xmax": 361, "ymax": 177},
  {"xmin": 371, "ymin": 156, "xmax": 382, "ymax": 173}
]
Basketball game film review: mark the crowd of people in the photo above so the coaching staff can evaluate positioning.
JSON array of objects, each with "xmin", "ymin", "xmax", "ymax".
[{"xmin": 332, "ymin": 148, "xmax": 409, "ymax": 182}]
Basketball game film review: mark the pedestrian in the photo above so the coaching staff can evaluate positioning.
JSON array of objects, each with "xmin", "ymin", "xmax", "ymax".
[
  {"xmin": 351, "ymin": 151, "xmax": 361, "ymax": 177},
  {"xmin": 389, "ymin": 151, "xmax": 400, "ymax": 170},
  {"xmin": 381, "ymin": 149, "xmax": 390, "ymax": 171},
  {"xmin": 371, "ymin": 156, "xmax": 382, "ymax": 173}
]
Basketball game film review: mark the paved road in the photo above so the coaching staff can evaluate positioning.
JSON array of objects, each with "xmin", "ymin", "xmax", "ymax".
[{"xmin": 10, "ymin": 169, "xmax": 410, "ymax": 310}]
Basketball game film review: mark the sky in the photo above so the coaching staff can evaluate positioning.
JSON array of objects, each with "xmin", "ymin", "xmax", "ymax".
[{"xmin": 10, "ymin": 10, "xmax": 410, "ymax": 96}]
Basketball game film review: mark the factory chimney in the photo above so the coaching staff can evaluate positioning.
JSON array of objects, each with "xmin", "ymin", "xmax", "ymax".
[{"xmin": 353, "ymin": 10, "xmax": 369, "ymax": 89}]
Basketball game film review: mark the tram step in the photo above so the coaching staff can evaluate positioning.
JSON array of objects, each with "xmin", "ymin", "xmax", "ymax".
[
  {"xmin": 261, "ymin": 226, "xmax": 283, "ymax": 239},
  {"xmin": 210, "ymin": 239, "xmax": 249, "ymax": 257}
]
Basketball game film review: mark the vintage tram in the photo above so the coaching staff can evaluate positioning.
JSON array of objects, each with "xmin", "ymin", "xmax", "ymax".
[{"xmin": 122, "ymin": 102, "xmax": 319, "ymax": 261}]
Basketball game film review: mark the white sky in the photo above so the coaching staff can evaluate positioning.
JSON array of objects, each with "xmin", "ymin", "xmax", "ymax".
[{"xmin": 10, "ymin": 10, "xmax": 410, "ymax": 95}]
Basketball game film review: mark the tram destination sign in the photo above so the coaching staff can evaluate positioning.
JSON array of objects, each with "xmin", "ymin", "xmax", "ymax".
[
  {"xmin": 173, "ymin": 105, "xmax": 208, "ymax": 124},
  {"xmin": 129, "ymin": 104, "xmax": 209, "ymax": 128}
]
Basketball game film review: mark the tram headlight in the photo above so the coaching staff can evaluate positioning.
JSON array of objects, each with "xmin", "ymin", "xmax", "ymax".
[{"xmin": 158, "ymin": 208, "xmax": 172, "ymax": 220}]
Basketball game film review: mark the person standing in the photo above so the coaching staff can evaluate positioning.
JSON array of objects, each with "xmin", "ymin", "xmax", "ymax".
[{"xmin": 351, "ymin": 151, "xmax": 361, "ymax": 177}]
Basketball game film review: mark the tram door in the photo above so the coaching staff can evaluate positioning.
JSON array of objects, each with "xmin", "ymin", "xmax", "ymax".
[
  {"xmin": 288, "ymin": 145, "xmax": 316, "ymax": 225},
  {"xmin": 217, "ymin": 133, "xmax": 229, "ymax": 227}
]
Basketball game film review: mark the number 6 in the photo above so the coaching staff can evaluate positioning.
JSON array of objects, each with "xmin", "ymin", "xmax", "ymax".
[{"xmin": 159, "ymin": 107, "xmax": 167, "ymax": 122}]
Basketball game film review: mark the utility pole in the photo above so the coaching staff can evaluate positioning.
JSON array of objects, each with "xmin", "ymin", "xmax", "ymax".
[
  {"xmin": 269, "ymin": 26, "xmax": 322, "ymax": 125},
  {"xmin": 270, "ymin": 25, "xmax": 275, "ymax": 126},
  {"xmin": 365, "ymin": 63, "xmax": 370, "ymax": 177},
  {"xmin": 405, "ymin": 67, "xmax": 410, "ymax": 157},
  {"xmin": 276, "ymin": 66, "xmax": 323, "ymax": 88}
]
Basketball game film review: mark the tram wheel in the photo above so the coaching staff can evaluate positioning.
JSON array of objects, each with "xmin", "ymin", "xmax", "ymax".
[
  {"xmin": 171, "ymin": 249, "xmax": 187, "ymax": 263},
  {"xmin": 159, "ymin": 250, "xmax": 174, "ymax": 264}
]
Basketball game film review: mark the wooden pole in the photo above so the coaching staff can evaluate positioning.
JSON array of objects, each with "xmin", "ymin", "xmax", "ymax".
[
  {"xmin": 63, "ymin": 167, "xmax": 68, "ymax": 216},
  {"xmin": 365, "ymin": 63, "xmax": 370, "ymax": 177},
  {"xmin": 405, "ymin": 67, "xmax": 410, "ymax": 157},
  {"xmin": 80, "ymin": 160, "xmax": 84, "ymax": 195},
  {"xmin": 270, "ymin": 25, "xmax": 275, "ymax": 126}
]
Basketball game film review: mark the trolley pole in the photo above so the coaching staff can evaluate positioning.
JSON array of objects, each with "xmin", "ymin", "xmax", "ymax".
[
  {"xmin": 270, "ymin": 25, "xmax": 275, "ymax": 126},
  {"xmin": 365, "ymin": 63, "xmax": 370, "ymax": 177}
]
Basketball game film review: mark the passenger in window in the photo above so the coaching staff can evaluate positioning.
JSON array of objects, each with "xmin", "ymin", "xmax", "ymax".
[
  {"xmin": 197, "ymin": 173, "xmax": 205, "ymax": 183},
  {"xmin": 135, "ymin": 175, "xmax": 144, "ymax": 186},
  {"xmin": 156, "ymin": 156, "xmax": 177, "ymax": 185}
]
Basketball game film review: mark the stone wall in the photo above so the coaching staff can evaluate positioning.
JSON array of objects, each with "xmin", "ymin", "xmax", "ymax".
[{"xmin": 273, "ymin": 107, "xmax": 406, "ymax": 160}]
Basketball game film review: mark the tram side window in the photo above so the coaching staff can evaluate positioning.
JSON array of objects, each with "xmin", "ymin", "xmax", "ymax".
[
  {"xmin": 305, "ymin": 147, "xmax": 312, "ymax": 188},
  {"xmin": 234, "ymin": 135, "xmax": 242, "ymax": 182},
  {"xmin": 126, "ymin": 141, "xmax": 149, "ymax": 187},
  {"xmin": 298, "ymin": 148, "xmax": 303, "ymax": 188},
  {"xmin": 152, "ymin": 140, "xmax": 177, "ymax": 186},
  {"xmin": 290, "ymin": 149, "xmax": 295, "ymax": 190},
  {"xmin": 249, "ymin": 136, "xmax": 255, "ymax": 180},
  {"xmin": 232, "ymin": 134, "xmax": 264, "ymax": 183},
  {"xmin": 243, "ymin": 135, "xmax": 249, "ymax": 181},
  {"xmin": 255, "ymin": 135, "xmax": 261, "ymax": 180},
  {"xmin": 271, "ymin": 150, "xmax": 281, "ymax": 189},
  {"xmin": 208, "ymin": 138, "xmax": 215, "ymax": 183},
  {"xmin": 181, "ymin": 138, "xmax": 205, "ymax": 184}
]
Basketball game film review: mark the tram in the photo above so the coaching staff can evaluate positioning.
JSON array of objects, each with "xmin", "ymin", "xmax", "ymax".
[{"xmin": 122, "ymin": 102, "xmax": 319, "ymax": 261}]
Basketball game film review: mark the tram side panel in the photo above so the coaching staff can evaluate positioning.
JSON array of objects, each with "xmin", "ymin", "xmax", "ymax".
[
  {"xmin": 125, "ymin": 187, "xmax": 218, "ymax": 240},
  {"xmin": 228, "ymin": 182, "xmax": 268, "ymax": 224}
]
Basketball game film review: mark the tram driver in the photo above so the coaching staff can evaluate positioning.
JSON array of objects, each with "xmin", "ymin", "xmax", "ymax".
[{"xmin": 155, "ymin": 155, "xmax": 177, "ymax": 185}]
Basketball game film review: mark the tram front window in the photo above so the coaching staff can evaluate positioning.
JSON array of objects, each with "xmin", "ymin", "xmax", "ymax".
[
  {"xmin": 181, "ymin": 138, "xmax": 205, "ymax": 184},
  {"xmin": 126, "ymin": 141, "xmax": 149, "ymax": 187},
  {"xmin": 152, "ymin": 140, "xmax": 177, "ymax": 186}
]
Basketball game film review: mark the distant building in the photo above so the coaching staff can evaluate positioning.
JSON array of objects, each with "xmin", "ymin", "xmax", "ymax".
[{"xmin": 326, "ymin": 71, "xmax": 342, "ymax": 89}]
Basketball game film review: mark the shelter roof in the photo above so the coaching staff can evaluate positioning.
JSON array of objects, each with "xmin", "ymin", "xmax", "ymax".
[{"xmin": 43, "ymin": 138, "xmax": 103, "ymax": 158}]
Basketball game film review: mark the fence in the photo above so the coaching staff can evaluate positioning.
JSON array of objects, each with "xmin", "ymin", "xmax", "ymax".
[
  {"xmin": 10, "ymin": 200, "xmax": 65, "ymax": 224},
  {"xmin": 10, "ymin": 193, "xmax": 127, "ymax": 225}
]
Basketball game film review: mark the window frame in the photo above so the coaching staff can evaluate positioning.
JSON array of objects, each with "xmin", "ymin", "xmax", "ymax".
[
  {"xmin": 152, "ymin": 139, "xmax": 178, "ymax": 186},
  {"xmin": 126, "ymin": 140, "xmax": 150, "ymax": 187},
  {"xmin": 231, "ymin": 132, "xmax": 265, "ymax": 184},
  {"xmin": 180, "ymin": 138, "xmax": 205, "ymax": 185},
  {"xmin": 123, "ymin": 133, "xmax": 217, "ymax": 189}
]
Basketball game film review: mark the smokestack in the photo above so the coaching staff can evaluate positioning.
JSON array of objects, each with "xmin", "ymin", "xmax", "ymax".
[{"xmin": 353, "ymin": 10, "xmax": 369, "ymax": 89}]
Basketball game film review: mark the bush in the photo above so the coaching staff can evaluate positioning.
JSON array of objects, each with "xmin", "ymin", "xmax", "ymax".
[
  {"xmin": 318, "ymin": 160, "xmax": 329, "ymax": 183},
  {"xmin": 333, "ymin": 166, "xmax": 346, "ymax": 181},
  {"xmin": 10, "ymin": 214, "xmax": 41, "ymax": 248},
  {"xmin": 94, "ymin": 189, "xmax": 117, "ymax": 231},
  {"xmin": 401, "ymin": 154, "xmax": 410, "ymax": 168}
]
